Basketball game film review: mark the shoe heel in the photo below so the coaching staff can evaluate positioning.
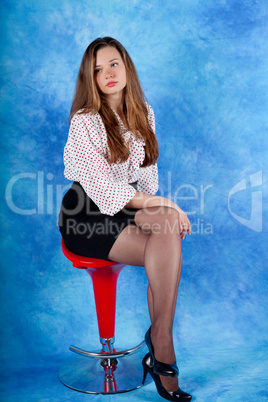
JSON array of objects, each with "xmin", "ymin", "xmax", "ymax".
[{"xmin": 142, "ymin": 366, "xmax": 148, "ymax": 385}]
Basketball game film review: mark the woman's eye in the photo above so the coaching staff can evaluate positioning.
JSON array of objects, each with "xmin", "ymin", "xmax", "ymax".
[
  {"xmin": 95, "ymin": 69, "xmax": 101, "ymax": 73},
  {"xmin": 111, "ymin": 63, "xmax": 118, "ymax": 67}
]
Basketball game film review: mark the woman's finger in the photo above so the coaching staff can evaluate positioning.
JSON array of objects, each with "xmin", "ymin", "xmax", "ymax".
[{"xmin": 179, "ymin": 213, "xmax": 191, "ymax": 237}]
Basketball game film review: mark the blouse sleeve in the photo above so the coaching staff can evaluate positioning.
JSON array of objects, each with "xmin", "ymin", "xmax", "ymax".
[
  {"xmin": 136, "ymin": 164, "xmax": 158, "ymax": 195},
  {"xmin": 136, "ymin": 104, "xmax": 159, "ymax": 195},
  {"xmin": 64, "ymin": 113, "xmax": 136, "ymax": 216}
]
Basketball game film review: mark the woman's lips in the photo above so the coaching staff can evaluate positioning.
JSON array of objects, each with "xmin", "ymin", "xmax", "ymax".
[{"xmin": 106, "ymin": 81, "xmax": 117, "ymax": 87}]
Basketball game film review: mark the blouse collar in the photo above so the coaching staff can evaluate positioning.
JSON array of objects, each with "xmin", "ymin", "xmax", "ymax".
[{"xmin": 111, "ymin": 108, "xmax": 146, "ymax": 146}]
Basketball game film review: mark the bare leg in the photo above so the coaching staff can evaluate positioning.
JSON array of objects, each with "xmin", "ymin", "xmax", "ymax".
[{"xmin": 108, "ymin": 206, "xmax": 183, "ymax": 391}]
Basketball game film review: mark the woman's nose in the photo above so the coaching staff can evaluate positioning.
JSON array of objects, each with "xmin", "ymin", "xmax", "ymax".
[{"xmin": 105, "ymin": 68, "xmax": 114, "ymax": 78}]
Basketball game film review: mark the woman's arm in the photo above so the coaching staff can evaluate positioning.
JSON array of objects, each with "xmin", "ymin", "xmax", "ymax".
[
  {"xmin": 125, "ymin": 192, "xmax": 191, "ymax": 237},
  {"xmin": 125, "ymin": 192, "xmax": 181, "ymax": 212},
  {"xmin": 64, "ymin": 113, "xmax": 137, "ymax": 216}
]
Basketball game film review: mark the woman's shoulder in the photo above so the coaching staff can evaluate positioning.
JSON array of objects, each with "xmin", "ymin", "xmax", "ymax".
[
  {"xmin": 145, "ymin": 102, "xmax": 155, "ymax": 119},
  {"xmin": 71, "ymin": 109, "xmax": 102, "ymax": 123},
  {"xmin": 144, "ymin": 102, "xmax": 155, "ymax": 130},
  {"xmin": 69, "ymin": 110, "xmax": 107, "ymax": 145},
  {"xmin": 70, "ymin": 110, "xmax": 106, "ymax": 134}
]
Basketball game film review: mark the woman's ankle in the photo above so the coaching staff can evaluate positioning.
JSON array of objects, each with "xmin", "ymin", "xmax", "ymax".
[{"xmin": 150, "ymin": 325, "xmax": 176, "ymax": 363}]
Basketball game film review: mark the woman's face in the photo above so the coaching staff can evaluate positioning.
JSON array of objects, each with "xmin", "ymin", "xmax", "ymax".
[{"xmin": 94, "ymin": 46, "xmax": 127, "ymax": 97}]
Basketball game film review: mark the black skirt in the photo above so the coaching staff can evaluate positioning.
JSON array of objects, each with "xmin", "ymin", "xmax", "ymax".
[{"xmin": 58, "ymin": 182, "xmax": 139, "ymax": 260}]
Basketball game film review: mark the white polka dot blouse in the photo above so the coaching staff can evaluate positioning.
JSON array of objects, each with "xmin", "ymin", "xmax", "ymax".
[{"xmin": 63, "ymin": 103, "xmax": 159, "ymax": 216}]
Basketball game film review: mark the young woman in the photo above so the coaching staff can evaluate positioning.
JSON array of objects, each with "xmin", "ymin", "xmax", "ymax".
[{"xmin": 59, "ymin": 37, "xmax": 192, "ymax": 401}]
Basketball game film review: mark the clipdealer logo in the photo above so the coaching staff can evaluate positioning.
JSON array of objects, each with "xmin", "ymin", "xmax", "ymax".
[
  {"xmin": 228, "ymin": 170, "xmax": 263, "ymax": 233},
  {"xmin": 4, "ymin": 170, "xmax": 263, "ymax": 233},
  {"xmin": 5, "ymin": 172, "xmax": 69, "ymax": 216}
]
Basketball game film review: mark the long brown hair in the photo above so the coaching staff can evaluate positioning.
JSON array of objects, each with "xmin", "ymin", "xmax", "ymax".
[{"xmin": 70, "ymin": 37, "xmax": 158, "ymax": 167}]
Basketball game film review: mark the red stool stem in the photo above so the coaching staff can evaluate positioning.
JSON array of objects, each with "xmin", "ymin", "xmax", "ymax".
[
  {"xmin": 85, "ymin": 263, "xmax": 125, "ymax": 343},
  {"xmin": 61, "ymin": 239, "xmax": 126, "ymax": 352}
]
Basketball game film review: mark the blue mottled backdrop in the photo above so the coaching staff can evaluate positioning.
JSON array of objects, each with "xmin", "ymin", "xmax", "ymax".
[{"xmin": 0, "ymin": 1, "xmax": 267, "ymax": 401}]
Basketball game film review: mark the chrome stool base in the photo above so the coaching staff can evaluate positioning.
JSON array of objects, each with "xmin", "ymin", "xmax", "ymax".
[{"xmin": 59, "ymin": 341, "xmax": 152, "ymax": 394}]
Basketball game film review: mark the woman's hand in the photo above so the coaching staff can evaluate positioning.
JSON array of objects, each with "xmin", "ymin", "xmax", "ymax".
[
  {"xmin": 177, "ymin": 210, "xmax": 191, "ymax": 239},
  {"xmin": 125, "ymin": 192, "xmax": 191, "ymax": 239}
]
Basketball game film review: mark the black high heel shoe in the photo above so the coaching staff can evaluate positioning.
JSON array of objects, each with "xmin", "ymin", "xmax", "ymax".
[
  {"xmin": 145, "ymin": 326, "xmax": 179, "ymax": 378},
  {"xmin": 142, "ymin": 353, "xmax": 192, "ymax": 401}
]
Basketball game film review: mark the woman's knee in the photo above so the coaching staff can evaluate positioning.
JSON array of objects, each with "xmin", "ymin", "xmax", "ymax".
[
  {"xmin": 159, "ymin": 207, "xmax": 180, "ymax": 235},
  {"xmin": 135, "ymin": 206, "xmax": 180, "ymax": 234}
]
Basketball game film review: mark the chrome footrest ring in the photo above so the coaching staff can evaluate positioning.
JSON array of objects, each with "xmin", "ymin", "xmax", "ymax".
[
  {"xmin": 59, "ymin": 341, "xmax": 152, "ymax": 395},
  {"xmin": 69, "ymin": 340, "xmax": 145, "ymax": 359}
]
